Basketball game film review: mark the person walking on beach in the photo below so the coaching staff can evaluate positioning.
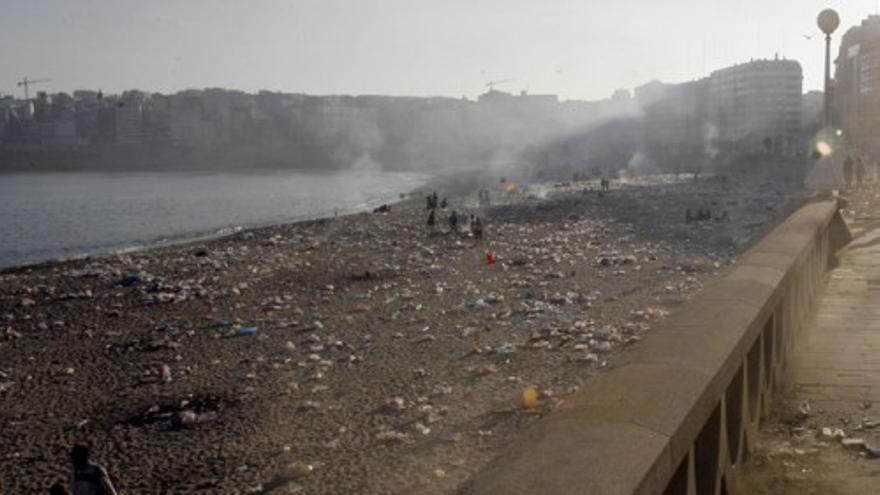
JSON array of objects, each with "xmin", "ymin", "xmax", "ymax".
[
  {"xmin": 843, "ymin": 155, "xmax": 854, "ymax": 189},
  {"xmin": 69, "ymin": 444, "xmax": 117, "ymax": 495}
]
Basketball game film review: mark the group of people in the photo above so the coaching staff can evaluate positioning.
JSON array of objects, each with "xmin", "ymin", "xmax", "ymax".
[
  {"xmin": 425, "ymin": 190, "xmax": 484, "ymax": 240},
  {"xmin": 49, "ymin": 445, "xmax": 118, "ymax": 495},
  {"xmin": 842, "ymin": 154, "xmax": 872, "ymax": 190},
  {"xmin": 424, "ymin": 190, "xmax": 447, "ymax": 210}
]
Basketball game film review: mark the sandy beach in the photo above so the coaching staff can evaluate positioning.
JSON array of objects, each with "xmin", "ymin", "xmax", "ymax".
[{"xmin": 0, "ymin": 171, "xmax": 802, "ymax": 493}]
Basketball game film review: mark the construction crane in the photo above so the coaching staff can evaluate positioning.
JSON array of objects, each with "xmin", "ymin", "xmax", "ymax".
[
  {"xmin": 17, "ymin": 77, "xmax": 51, "ymax": 100},
  {"xmin": 485, "ymin": 78, "xmax": 516, "ymax": 92}
]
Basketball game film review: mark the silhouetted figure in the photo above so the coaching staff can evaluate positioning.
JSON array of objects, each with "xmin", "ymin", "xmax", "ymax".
[
  {"xmin": 426, "ymin": 210, "xmax": 436, "ymax": 232},
  {"xmin": 472, "ymin": 216, "xmax": 483, "ymax": 240},
  {"xmin": 699, "ymin": 208, "xmax": 711, "ymax": 221},
  {"xmin": 687, "ymin": 208, "xmax": 714, "ymax": 223},
  {"xmin": 478, "ymin": 189, "xmax": 491, "ymax": 207},
  {"xmin": 843, "ymin": 155, "xmax": 854, "ymax": 189},
  {"xmin": 856, "ymin": 156, "xmax": 866, "ymax": 187},
  {"xmin": 69, "ymin": 444, "xmax": 117, "ymax": 495},
  {"xmin": 448, "ymin": 210, "xmax": 459, "ymax": 233},
  {"xmin": 600, "ymin": 178, "xmax": 610, "ymax": 192},
  {"xmin": 440, "ymin": 197, "xmax": 448, "ymax": 209}
]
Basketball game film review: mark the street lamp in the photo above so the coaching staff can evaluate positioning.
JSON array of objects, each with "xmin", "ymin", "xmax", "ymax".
[{"xmin": 818, "ymin": 8, "xmax": 840, "ymax": 129}]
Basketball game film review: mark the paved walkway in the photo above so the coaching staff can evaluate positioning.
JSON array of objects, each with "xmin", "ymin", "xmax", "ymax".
[
  {"xmin": 788, "ymin": 221, "xmax": 880, "ymax": 411},
  {"xmin": 740, "ymin": 206, "xmax": 880, "ymax": 494}
]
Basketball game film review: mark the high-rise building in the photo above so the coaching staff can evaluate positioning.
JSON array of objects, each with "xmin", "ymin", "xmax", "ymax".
[
  {"xmin": 835, "ymin": 15, "xmax": 880, "ymax": 156},
  {"xmin": 707, "ymin": 58, "xmax": 803, "ymax": 155}
]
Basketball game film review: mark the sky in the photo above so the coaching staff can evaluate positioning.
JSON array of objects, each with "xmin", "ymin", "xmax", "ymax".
[{"xmin": 1, "ymin": 0, "xmax": 878, "ymax": 101}]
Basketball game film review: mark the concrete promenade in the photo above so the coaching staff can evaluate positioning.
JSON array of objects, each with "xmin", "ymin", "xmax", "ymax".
[
  {"xmin": 739, "ymin": 201, "xmax": 880, "ymax": 494},
  {"xmin": 787, "ymin": 220, "xmax": 880, "ymax": 412}
]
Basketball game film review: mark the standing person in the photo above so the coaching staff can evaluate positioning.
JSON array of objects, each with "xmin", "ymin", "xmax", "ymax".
[
  {"xmin": 448, "ymin": 210, "xmax": 459, "ymax": 233},
  {"xmin": 856, "ymin": 156, "xmax": 866, "ymax": 187},
  {"xmin": 69, "ymin": 445, "xmax": 117, "ymax": 495},
  {"xmin": 426, "ymin": 209, "xmax": 436, "ymax": 233},
  {"xmin": 472, "ymin": 216, "xmax": 483, "ymax": 241},
  {"xmin": 843, "ymin": 155, "xmax": 854, "ymax": 190}
]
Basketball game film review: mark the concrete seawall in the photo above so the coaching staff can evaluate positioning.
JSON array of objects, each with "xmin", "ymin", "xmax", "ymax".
[{"xmin": 462, "ymin": 199, "xmax": 852, "ymax": 495}]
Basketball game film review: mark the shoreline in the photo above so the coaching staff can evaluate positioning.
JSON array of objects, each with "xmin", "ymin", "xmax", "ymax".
[{"xmin": 0, "ymin": 169, "xmax": 443, "ymax": 274}]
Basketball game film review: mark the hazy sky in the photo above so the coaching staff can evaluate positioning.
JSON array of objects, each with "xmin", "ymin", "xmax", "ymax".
[{"xmin": 2, "ymin": 0, "xmax": 877, "ymax": 101}]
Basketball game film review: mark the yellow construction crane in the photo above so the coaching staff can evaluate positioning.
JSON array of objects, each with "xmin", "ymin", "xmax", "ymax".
[{"xmin": 17, "ymin": 77, "xmax": 51, "ymax": 100}]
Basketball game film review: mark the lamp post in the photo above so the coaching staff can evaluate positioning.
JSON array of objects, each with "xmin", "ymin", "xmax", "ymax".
[{"xmin": 818, "ymin": 9, "xmax": 840, "ymax": 129}]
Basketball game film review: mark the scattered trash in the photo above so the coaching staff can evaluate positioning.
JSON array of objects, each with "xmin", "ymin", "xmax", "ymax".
[
  {"xmin": 160, "ymin": 364, "xmax": 173, "ymax": 383},
  {"xmin": 821, "ymin": 427, "xmax": 846, "ymax": 439},
  {"xmin": 375, "ymin": 429, "xmax": 410, "ymax": 442},
  {"xmin": 865, "ymin": 444, "xmax": 880, "ymax": 458},
  {"xmin": 485, "ymin": 251, "xmax": 497, "ymax": 265},
  {"xmin": 283, "ymin": 461, "xmax": 315, "ymax": 479},
  {"xmin": 384, "ymin": 397, "xmax": 406, "ymax": 412},
  {"xmin": 235, "ymin": 326, "xmax": 258, "ymax": 337},
  {"xmin": 521, "ymin": 386, "xmax": 539, "ymax": 410},
  {"xmin": 842, "ymin": 438, "xmax": 866, "ymax": 449},
  {"xmin": 413, "ymin": 422, "xmax": 431, "ymax": 436},
  {"xmin": 799, "ymin": 400, "xmax": 812, "ymax": 417},
  {"xmin": 120, "ymin": 272, "xmax": 142, "ymax": 286}
]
